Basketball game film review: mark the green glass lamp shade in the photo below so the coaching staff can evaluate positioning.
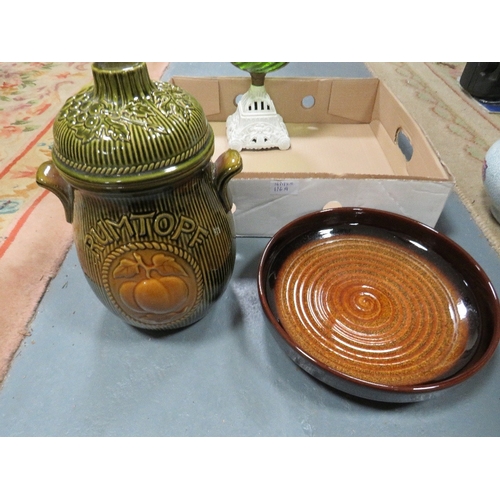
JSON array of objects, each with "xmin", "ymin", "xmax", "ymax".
[{"xmin": 231, "ymin": 62, "xmax": 288, "ymax": 74}]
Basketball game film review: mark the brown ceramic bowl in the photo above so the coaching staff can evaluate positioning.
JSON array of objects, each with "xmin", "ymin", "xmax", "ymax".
[{"xmin": 258, "ymin": 207, "xmax": 500, "ymax": 403}]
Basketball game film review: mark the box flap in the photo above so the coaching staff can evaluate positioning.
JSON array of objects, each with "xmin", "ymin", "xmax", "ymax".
[
  {"xmin": 328, "ymin": 79, "xmax": 379, "ymax": 123},
  {"xmin": 373, "ymin": 81, "xmax": 452, "ymax": 180},
  {"xmin": 171, "ymin": 76, "xmax": 381, "ymax": 125}
]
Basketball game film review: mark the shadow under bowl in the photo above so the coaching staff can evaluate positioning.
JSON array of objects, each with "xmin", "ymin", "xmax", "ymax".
[{"xmin": 258, "ymin": 207, "xmax": 500, "ymax": 403}]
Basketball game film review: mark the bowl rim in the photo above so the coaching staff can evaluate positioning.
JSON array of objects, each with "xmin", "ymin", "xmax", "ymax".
[{"xmin": 257, "ymin": 207, "xmax": 500, "ymax": 397}]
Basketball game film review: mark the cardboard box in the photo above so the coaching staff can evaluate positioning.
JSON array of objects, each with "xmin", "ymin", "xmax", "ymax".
[{"xmin": 171, "ymin": 76, "xmax": 454, "ymax": 237}]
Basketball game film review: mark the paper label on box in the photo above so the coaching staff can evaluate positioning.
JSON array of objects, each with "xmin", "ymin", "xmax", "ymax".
[{"xmin": 270, "ymin": 179, "xmax": 299, "ymax": 195}]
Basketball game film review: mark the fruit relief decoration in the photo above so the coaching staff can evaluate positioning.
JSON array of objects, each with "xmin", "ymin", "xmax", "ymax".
[
  {"xmin": 37, "ymin": 63, "xmax": 242, "ymax": 331},
  {"xmin": 78, "ymin": 199, "xmax": 212, "ymax": 328},
  {"xmin": 108, "ymin": 248, "xmax": 199, "ymax": 322}
]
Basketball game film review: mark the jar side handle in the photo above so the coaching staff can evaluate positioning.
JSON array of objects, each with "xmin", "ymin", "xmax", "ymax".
[
  {"xmin": 36, "ymin": 161, "xmax": 74, "ymax": 223},
  {"xmin": 213, "ymin": 150, "xmax": 242, "ymax": 212}
]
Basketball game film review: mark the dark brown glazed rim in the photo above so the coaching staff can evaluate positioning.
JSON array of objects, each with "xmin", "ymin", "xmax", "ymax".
[{"xmin": 257, "ymin": 207, "xmax": 500, "ymax": 403}]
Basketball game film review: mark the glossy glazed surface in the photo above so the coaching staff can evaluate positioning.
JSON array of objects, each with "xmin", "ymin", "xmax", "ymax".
[
  {"xmin": 36, "ymin": 63, "xmax": 243, "ymax": 330},
  {"xmin": 259, "ymin": 208, "xmax": 500, "ymax": 402},
  {"xmin": 52, "ymin": 62, "xmax": 214, "ymax": 190},
  {"xmin": 231, "ymin": 62, "xmax": 288, "ymax": 74},
  {"xmin": 275, "ymin": 233, "xmax": 469, "ymax": 386}
]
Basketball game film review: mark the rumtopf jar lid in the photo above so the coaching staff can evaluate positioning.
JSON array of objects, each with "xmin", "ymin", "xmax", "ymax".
[{"xmin": 51, "ymin": 62, "xmax": 214, "ymax": 192}]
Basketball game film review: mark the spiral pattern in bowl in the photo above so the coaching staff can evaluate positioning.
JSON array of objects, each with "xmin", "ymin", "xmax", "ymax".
[{"xmin": 275, "ymin": 234, "xmax": 470, "ymax": 386}]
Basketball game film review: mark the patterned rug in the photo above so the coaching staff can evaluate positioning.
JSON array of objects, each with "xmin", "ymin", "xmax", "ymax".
[
  {"xmin": 367, "ymin": 63, "xmax": 500, "ymax": 254},
  {"xmin": 1, "ymin": 63, "xmax": 89, "ymax": 248},
  {"xmin": 0, "ymin": 63, "xmax": 168, "ymax": 382}
]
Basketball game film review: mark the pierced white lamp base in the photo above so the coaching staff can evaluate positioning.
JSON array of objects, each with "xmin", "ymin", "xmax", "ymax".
[{"xmin": 226, "ymin": 84, "xmax": 291, "ymax": 151}]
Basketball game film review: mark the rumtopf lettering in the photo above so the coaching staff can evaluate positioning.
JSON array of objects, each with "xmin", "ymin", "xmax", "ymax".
[{"xmin": 84, "ymin": 212, "xmax": 209, "ymax": 257}]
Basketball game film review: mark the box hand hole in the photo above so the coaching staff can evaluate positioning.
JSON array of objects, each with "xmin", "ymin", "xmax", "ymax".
[
  {"xmin": 395, "ymin": 128, "xmax": 413, "ymax": 161},
  {"xmin": 301, "ymin": 95, "xmax": 315, "ymax": 109}
]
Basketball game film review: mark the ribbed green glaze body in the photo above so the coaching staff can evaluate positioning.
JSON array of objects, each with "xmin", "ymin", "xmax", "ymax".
[
  {"xmin": 73, "ymin": 165, "xmax": 236, "ymax": 329},
  {"xmin": 52, "ymin": 62, "xmax": 213, "ymax": 190},
  {"xmin": 36, "ymin": 62, "xmax": 242, "ymax": 330}
]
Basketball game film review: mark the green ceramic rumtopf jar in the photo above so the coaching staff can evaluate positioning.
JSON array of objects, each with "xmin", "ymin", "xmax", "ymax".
[{"xmin": 36, "ymin": 62, "xmax": 242, "ymax": 330}]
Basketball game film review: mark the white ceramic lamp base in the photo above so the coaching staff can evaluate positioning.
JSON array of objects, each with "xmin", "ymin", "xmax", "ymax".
[{"xmin": 226, "ymin": 84, "xmax": 290, "ymax": 152}]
